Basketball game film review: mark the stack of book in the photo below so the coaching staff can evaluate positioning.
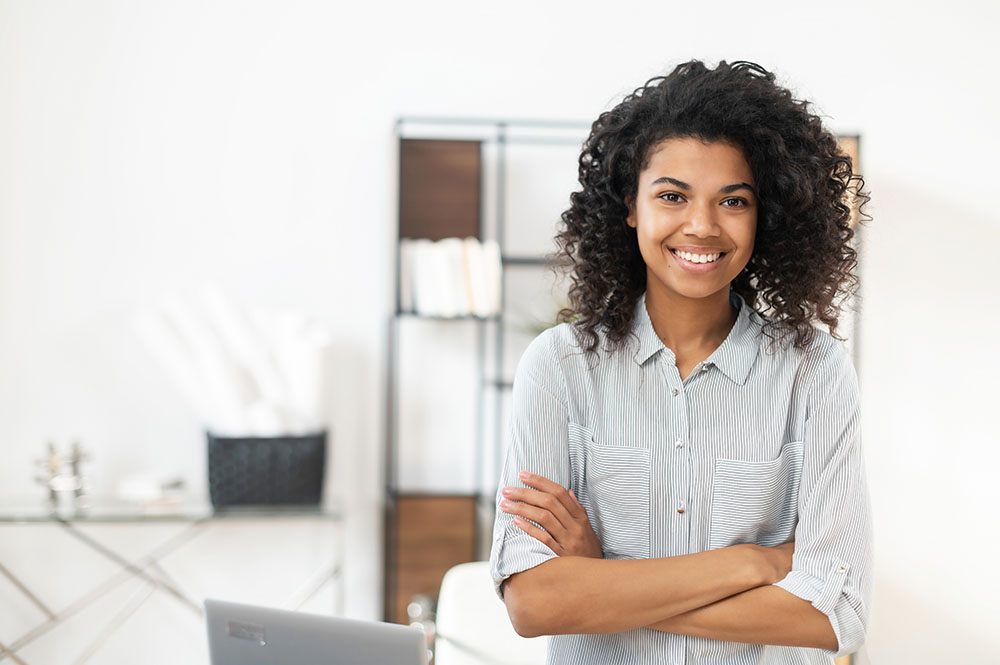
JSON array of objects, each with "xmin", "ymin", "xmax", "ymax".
[{"xmin": 399, "ymin": 237, "xmax": 502, "ymax": 318}]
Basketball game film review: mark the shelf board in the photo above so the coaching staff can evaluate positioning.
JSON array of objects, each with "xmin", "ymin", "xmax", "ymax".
[
  {"xmin": 386, "ymin": 489, "xmax": 481, "ymax": 499},
  {"xmin": 385, "ymin": 490, "xmax": 500, "ymax": 506},
  {"xmin": 397, "ymin": 116, "xmax": 590, "ymax": 129},
  {"xmin": 395, "ymin": 311, "xmax": 498, "ymax": 321},
  {"xmin": 501, "ymin": 255, "xmax": 557, "ymax": 267},
  {"xmin": 396, "ymin": 117, "xmax": 590, "ymax": 145}
]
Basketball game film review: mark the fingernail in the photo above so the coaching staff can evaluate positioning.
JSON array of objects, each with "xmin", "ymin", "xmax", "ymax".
[
  {"xmin": 502, "ymin": 487, "xmax": 512, "ymax": 496},
  {"xmin": 513, "ymin": 516, "xmax": 522, "ymax": 524},
  {"xmin": 518, "ymin": 471, "xmax": 530, "ymax": 480},
  {"xmin": 500, "ymin": 499, "xmax": 510, "ymax": 509}
]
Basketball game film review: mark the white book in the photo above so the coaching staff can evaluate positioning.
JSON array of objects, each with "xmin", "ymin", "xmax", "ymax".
[
  {"xmin": 463, "ymin": 238, "xmax": 489, "ymax": 317},
  {"xmin": 481, "ymin": 239, "xmax": 503, "ymax": 316},
  {"xmin": 424, "ymin": 241, "xmax": 448, "ymax": 317},
  {"xmin": 410, "ymin": 239, "xmax": 437, "ymax": 316},
  {"xmin": 438, "ymin": 237, "xmax": 469, "ymax": 317}
]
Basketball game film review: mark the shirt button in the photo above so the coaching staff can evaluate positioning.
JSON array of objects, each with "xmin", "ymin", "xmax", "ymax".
[
  {"xmin": 676, "ymin": 503, "xmax": 685, "ymax": 514},
  {"xmin": 674, "ymin": 439, "xmax": 683, "ymax": 448},
  {"xmin": 701, "ymin": 364, "xmax": 711, "ymax": 372},
  {"xmin": 671, "ymin": 387, "xmax": 680, "ymax": 396}
]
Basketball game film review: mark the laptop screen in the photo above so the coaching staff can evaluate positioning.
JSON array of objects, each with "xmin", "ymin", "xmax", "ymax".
[{"xmin": 205, "ymin": 599, "xmax": 428, "ymax": 665}]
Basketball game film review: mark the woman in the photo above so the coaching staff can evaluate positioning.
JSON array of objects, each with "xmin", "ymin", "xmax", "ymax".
[{"xmin": 489, "ymin": 60, "xmax": 873, "ymax": 664}]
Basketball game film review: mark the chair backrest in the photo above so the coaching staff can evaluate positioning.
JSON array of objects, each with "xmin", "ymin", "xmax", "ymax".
[{"xmin": 433, "ymin": 561, "xmax": 547, "ymax": 665}]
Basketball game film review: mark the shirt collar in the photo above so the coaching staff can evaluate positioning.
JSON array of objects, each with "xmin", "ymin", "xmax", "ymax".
[{"xmin": 632, "ymin": 291, "xmax": 761, "ymax": 386}]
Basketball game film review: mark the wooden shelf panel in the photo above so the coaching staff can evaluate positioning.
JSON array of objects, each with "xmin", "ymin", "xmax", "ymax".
[{"xmin": 399, "ymin": 139, "xmax": 481, "ymax": 241}]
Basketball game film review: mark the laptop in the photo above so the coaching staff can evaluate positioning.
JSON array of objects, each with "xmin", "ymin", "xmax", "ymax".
[{"xmin": 205, "ymin": 599, "xmax": 429, "ymax": 665}]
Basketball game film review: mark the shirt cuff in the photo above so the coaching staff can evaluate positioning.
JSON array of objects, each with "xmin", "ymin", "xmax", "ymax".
[
  {"xmin": 774, "ymin": 563, "xmax": 860, "ymax": 656},
  {"xmin": 489, "ymin": 525, "xmax": 558, "ymax": 600}
]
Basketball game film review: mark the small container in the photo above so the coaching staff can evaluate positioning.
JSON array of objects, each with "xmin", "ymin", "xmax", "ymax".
[{"xmin": 207, "ymin": 431, "xmax": 327, "ymax": 506}]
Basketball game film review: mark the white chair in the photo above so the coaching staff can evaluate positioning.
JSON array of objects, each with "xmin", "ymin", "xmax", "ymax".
[{"xmin": 434, "ymin": 561, "xmax": 547, "ymax": 665}]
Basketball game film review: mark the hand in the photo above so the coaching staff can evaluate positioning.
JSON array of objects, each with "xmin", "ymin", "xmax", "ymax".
[{"xmin": 500, "ymin": 471, "xmax": 603, "ymax": 559}]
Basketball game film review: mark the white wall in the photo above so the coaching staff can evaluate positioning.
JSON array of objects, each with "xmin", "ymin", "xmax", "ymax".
[{"xmin": 2, "ymin": 0, "xmax": 997, "ymax": 661}]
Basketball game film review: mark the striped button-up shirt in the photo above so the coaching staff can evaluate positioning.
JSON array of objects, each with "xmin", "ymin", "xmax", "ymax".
[{"xmin": 490, "ymin": 293, "xmax": 873, "ymax": 664}]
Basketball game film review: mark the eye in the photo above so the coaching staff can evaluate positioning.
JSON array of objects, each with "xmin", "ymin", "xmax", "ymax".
[
  {"xmin": 659, "ymin": 192, "xmax": 685, "ymax": 203},
  {"xmin": 721, "ymin": 197, "xmax": 748, "ymax": 208}
]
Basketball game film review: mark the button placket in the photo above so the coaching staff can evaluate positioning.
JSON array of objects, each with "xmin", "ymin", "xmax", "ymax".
[
  {"xmin": 658, "ymin": 360, "xmax": 690, "ymax": 663},
  {"xmin": 667, "ymin": 374, "xmax": 691, "ymax": 542}
]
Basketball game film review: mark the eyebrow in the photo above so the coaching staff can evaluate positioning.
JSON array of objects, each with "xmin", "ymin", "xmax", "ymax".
[{"xmin": 650, "ymin": 176, "xmax": 756, "ymax": 195}]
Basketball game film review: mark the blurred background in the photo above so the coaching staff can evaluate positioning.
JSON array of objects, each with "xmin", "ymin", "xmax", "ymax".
[{"xmin": 1, "ymin": 1, "xmax": 998, "ymax": 663}]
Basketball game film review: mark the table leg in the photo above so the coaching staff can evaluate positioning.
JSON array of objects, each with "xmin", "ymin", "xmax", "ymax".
[
  {"xmin": 55, "ymin": 520, "xmax": 202, "ymax": 615},
  {"xmin": 3, "ymin": 521, "xmax": 206, "ymax": 660},
  {"xmin": 0, "ymin": 643, "xmax": 29, "ymax": 665},
  {"xmin": 70, "ymin": 581, "xmax": 157, "ymax": 665},
  {"xmin": 0, "ymin": 562, "xmax": 56, "ymax": 621}
]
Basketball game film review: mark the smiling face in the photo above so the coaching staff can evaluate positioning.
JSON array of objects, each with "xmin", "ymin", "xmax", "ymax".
[{"xmin": 627, "ymin": 137, "xmax": 758, "ymax": 308}]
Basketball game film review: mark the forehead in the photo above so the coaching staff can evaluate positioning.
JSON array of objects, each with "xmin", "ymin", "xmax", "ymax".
[{"xmin": 641, "ymin": 137, "xmax": 754, "ymax": 185}]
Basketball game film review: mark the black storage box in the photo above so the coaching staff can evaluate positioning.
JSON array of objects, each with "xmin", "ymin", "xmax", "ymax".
[{"xmin": 207, "ymin": 430, "xmax": 327, "ymax": 506}]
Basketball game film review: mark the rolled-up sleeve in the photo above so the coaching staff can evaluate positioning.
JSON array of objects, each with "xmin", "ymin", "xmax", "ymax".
[
  {"xmin": 774, "ymin": 341, "xmax": 874, "ymax": 656},
  {"xmin": 489, "ymin": 330, "xmax": 571, "ymax": 599}
]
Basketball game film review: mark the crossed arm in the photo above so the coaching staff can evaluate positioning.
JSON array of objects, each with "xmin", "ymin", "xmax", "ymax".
[{"xmin": 498, "ymin": 472, "xmax": 838, "ymax": 651}]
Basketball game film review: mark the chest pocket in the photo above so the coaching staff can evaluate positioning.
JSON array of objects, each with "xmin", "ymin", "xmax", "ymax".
[
  {"xmin": 709, "ymin": 441, "xmax": 804, "ymax": 549},
  {"xmin": 570, "ymin": 423, "xmax": 651, "ymax": 560}
]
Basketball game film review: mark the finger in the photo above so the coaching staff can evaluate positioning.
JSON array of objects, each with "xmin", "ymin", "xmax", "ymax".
[
  {"xmin": 518, "ymin": 472, "xmax": 582, "ymax": 521},
  {"xmin": 500, "ymin": 499, "xmax": 566, "ymax": 538},
  {"xmin": 502, "ymin": 487, "xmax": 574, "ymax": 530},
  {"xmin": 512, "ymin": 516, "xmax": 561, "ymax": 555},
  {"xmin": 568, "ymin": 489, "xmax": 584, "ymax": 509}
]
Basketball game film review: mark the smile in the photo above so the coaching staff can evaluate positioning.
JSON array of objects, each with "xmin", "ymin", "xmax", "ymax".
[{"xmin": 670, "ymin": 249, "xmax": 725, "ymax": 264}]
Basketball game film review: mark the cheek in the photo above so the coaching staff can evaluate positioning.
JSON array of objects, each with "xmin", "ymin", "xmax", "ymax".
[
  {"xmin": 735, "ymin": 216, "xmax": 757, "ymax": 252},
  {"xmin": 635, "ymin": 226, "xmax": 669, "ymax": 262},
  {"xmin": 734, "ymin": 223, "xmax": 757, "ymax": 270}
]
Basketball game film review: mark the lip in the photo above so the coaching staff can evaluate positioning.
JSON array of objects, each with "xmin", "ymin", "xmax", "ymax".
[
  {"xmin": 669, "ymin": 247, "xmax": 728, "ymax": 273},
  {"xmin": 669, "ymin": 246, "xmax": 728, "ymax": 254}
]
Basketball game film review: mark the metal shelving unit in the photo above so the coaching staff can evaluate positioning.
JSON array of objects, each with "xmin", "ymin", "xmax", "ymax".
[{"xmin": 383, "ymin": 117, "xmax": 589, "ymax": 623}]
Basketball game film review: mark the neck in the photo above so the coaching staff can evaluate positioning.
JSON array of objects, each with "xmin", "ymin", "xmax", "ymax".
[{"xmin": 644, "ymin": 287, "xmax": 737, "ymax": 354}]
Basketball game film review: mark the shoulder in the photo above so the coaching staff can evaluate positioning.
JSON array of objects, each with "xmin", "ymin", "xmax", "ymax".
[
  {"xmin": 515, "ymin": 322, "xmax": 611, "ymax": 401},
  {"xmin": 517, "ymin": 323, "xmax": 584, "ymax": 378},
  {"xmin": 781, "ymin": 327, "xmax": 858, "ymax": 410},
  {"xmin": 757, "ymin": 319, "xmax": 857, "ymax": 397},
  {"xmin": 513, "ymin": 324, "xmax": 573, "ymax": 403},
  {"xmin": 801, "ymin": 328, "xmax": 853, "ymax": 380},
  {"xmin": 759, "ymin": 316, "xmax": 851, "ymax": 370}
]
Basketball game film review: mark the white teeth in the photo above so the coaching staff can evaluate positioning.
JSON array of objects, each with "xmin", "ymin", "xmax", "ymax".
[{"xmin": 675, "ymin": 250, "xmax": 721, "ymax": 264}]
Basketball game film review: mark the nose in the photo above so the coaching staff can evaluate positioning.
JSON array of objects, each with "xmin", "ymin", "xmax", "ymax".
[{"xmin": 682, "ymin": 200, "xmax": 721, "ymax": 238}]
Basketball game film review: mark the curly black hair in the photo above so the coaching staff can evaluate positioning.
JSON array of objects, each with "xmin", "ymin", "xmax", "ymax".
[{"xmin": 556, "ymin": 60, "xmax": 869, "ymax": 354}]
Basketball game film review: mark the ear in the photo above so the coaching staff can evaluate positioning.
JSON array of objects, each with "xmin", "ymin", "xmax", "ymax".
[{"xmin": 625, "ymin": 196, "xmax": 637, "ymax": 229}]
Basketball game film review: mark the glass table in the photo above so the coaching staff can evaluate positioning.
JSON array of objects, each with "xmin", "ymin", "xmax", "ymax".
[{"xmin": 0, "ymin": 499, "xmax": 344, "ymax": 665}]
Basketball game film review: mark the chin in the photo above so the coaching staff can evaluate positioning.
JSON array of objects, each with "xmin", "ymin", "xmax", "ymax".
[{"xmin": 660, "ymin": 280, "xmax": 733, "ymax": 302}]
